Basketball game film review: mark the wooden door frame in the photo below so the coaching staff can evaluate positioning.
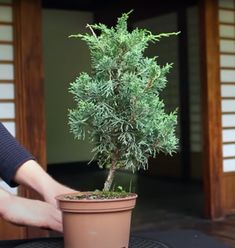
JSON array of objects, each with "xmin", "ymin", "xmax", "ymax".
[
  {"xmin": 199, "ymin": 0, "xmax": 223, "ymax": 219},
  {"xmin": 14, "ymin": 0, "xmax": 48, "ymax": 238}
]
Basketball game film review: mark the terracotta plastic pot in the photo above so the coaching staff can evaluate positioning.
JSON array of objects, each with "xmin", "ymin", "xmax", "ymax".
[{"xmin": 56, "ymin": 192, "xmax": 137, "ymax": 248}]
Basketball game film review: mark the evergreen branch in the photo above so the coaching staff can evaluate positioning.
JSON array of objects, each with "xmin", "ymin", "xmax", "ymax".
[
  {"xmin": 154, "ymin": 31, "xmax": 181, "ymax": 41},
  {"xmin": 86, "ymin": 24, "xmax": 99, "ymax": 41}
]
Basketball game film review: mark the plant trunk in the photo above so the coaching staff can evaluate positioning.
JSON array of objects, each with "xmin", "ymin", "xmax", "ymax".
[{"xmin": 103, "ymin": 158, "xmax": 117, "ymax": 191}]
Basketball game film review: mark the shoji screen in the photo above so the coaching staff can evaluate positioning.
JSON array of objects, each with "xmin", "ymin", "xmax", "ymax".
[
  {"xmin": 0, "ymin": 0, "xmax": 17, "ymax": 194},
  {"xmin": 219, "ymin": 0, "xmax": 235, "ymax": 172},
  {"xmin": 0, "ymin": 0, "xmax": 47, "ymax": 240}
]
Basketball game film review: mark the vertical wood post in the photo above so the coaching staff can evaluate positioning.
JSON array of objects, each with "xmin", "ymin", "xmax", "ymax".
[
  {"xmin": 14, "ymin": 0, "xmax": 48, "ymax": 237},
  {"xmin": 199, "ymin": 0, "xmax": 223, "ymax": 219}
]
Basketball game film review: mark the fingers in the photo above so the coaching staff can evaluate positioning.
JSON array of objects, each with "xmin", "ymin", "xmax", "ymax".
[
  {"xmin": 49, "ymin": 208, "xmax": 63, "ymax": 233},
  {"xmin": 3, "ymin": 196, "xmax": 63, "ymax": 232},
  {"xmin": 33, "ymin": 201, "xmax": 63, "ymax": 232}
]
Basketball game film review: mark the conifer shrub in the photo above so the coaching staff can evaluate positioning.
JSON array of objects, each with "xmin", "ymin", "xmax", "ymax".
[{"xmin": 68, "ymin": 11, "xmax": 179, "ymax": 191}]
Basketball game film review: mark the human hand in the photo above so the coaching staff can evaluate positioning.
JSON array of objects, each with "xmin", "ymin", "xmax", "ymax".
[
  {"xmin": 2, "ymin": 194, "xmax": 62, "ymax": 232},
  {"xmin": 42, "ymin": 182, "xmax": 78, "ymax": 208}
]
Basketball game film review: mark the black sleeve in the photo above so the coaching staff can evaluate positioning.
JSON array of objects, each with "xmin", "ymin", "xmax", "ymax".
[{"xmin": 0, "ymin": 123, "xmax": 35, "ymax": 187}]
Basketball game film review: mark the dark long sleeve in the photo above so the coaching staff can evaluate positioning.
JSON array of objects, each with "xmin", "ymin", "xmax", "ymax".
[{"xmin": 0, "ymin": 123, "xmax": 35, "ymax": 187}]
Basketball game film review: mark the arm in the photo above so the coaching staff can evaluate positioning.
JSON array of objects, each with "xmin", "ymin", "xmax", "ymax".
[
  {"xmin": 0, "ymin": 123, "xmax": 34, "ymax": 187},
  {"xmin": 13, "ymin": 160, "xmax": 76, "ymax": 207},
  {"xmin": 0, "ymin": 122, "xmax": 76, "ymax": 206},
  {"xmin": 0, "ymin": 187, "xmax": 62, "ymax": 232}
]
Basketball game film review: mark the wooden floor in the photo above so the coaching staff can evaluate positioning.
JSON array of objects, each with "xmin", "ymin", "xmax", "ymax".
[
  {"xmin": 130, "ymin": 175, "xmax": 235, "ymax": 248},
  {"xmin": 196, "ymin": 217, "xmax": 235, "ymax": 247},
  {"xmin": 49, "ymin": 166, "xmax": 235, "ymax": 248}
]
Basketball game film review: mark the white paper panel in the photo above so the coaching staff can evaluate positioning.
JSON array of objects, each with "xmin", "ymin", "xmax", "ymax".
[
  {"xmin": 191, "ymin": 126, "xmax": 201, "ymax": 135},
  {"xmin": 219, "ymin": 0, "xmax": 235, "ymax": 8},
  {"xmin": 223, "ymin": 144, "xmax": 235, "ymax": 157},
  {"xmin": 0, "ymin": 44, "xmax": 13, "ymax": 60},
  {"xmin": 222, "ymin": 114, "xmax": 235, "ymax": 127},
  {"xmin": 187, "ymin": 5, "xmax": 202, "ymax": 153},
  {"xmin": 223, "ymin": 158, "xmax": 235, "ymax": 172},
  {"xmin": 0, "ymin": 180, "xmax": 17, "ymax": 194},
  {"xmin": 2, "ymin": 121, "xmax": 15, "ymax": 136},
  {"xmin": 222, "ymin": 129, "xmax": 235, "ymax": 142},
  {"xmin": 220, "ymin": 25, "xmax": 235, "ymax": 38},
  {"xmin": 0, "ymin": 2, "xmax": 16, "ymax": 194},
  {"xmin": 221, "ymin": 85, "xmax": 235, "ymax": 97},
  {"xmin": 0, "ymin": 64, "xmax": 14, "ymax": 80},
  {"xmin": 0, "ymin": 6, "xmax": 12, "ymax": 22},
  {"xmin": 220, "ymin": 39, "xmax": 235, "ymax": 53},
  {"xmin": 0, "ymin": 83, "xmax": 14, "ymax": 99},
  {"xmin": 222, "ymin": 99, "xmax": 235, "ymax": 112},
  {"xmin": 191, "ymin": 133, "xmax": 201, "ymax": 143},
  {"xmin": 0, "ymin": 25, "xmax": 13, "ymax": 41},
  {"xmin": 190, "ymin": 104, "xmax": 200, "ymax": 113},
  {"xmin": 190, "ymin": 114, "xmax": 201, "ymax": 123},
  {"xmin": 220, "ymin": 55, "xmax": 235, "ymax": 67},
  {"xmin": 0, "ymin": 102, "xmax": 15, "ymax": 118},
  {"xmin": 219, "ymin": 10, "xmax": 235, "ymax": 23},
  {"xmin": 221, "ymin": 69, "xmax": 235, "ymax": 82}
]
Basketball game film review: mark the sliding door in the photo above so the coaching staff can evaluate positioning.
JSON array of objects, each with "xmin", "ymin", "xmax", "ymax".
[
  {"xmin": 0, "ymin": 0, "xmax": 47, "ymax": 239},
  {"xmin": 201, "ymin": 0, "xmax": 235, "ymax": 218}
]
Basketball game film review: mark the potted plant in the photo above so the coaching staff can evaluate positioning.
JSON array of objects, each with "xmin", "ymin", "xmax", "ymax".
[{"xmin": 56, "ymin": 11, "xmax": 179, "ymax": 248}]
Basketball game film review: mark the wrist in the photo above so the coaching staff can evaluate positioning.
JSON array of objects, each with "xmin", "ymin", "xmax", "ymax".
[{"xmin": 14, "ymin": 160, "xmax": 55, "ymax": 197}]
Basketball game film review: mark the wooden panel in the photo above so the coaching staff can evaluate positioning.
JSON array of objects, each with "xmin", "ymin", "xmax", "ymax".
[
  {"xmin": 13, "ymin": 0, "xmax": 48, "ymax": 238},
  {"xmin": 199, "ymin": 0, "xmax": 223, "ymax": 218},
  {"xmin": 222, "ymin": 173, "xmax": 235, "ymax": 213},
  {"xmin": 191, "ymin": 152, "xmax": 203, "ymax": 179},
  {"xmin": 147, "ymin": 152, "xmax": 203, "ymax": 180},
  {"xmin": 0, "ymin": 220, "xmax": 25, "ymax": 240},
  {"xmin": 147, "ymin": 154, "xmax": 181, "ymax": 178}
]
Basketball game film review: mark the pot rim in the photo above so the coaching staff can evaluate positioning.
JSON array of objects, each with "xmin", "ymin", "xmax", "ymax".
[{"xmin": 56, "ymin": 191, "xmax": 138, "ymax": 203}]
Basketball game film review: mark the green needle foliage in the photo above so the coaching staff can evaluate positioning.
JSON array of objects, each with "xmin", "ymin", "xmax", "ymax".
[{"xmin": 68, "ymin": 11, "xmax": 179, "ymax": 191}]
